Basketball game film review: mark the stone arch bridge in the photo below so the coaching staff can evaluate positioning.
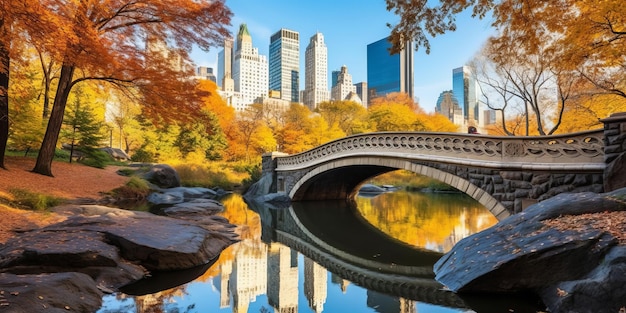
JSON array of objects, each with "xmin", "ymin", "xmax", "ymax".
[{"xmin": 262, "ymin": 114, "xmax": 626, "ymax": 220}]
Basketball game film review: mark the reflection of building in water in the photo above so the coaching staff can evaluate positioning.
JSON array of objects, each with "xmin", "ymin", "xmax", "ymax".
[
  {"xmin": 331, "ymin": 273, "xmax": 351, "ymax": 293},
  {"xmin": 135, "ymin": 289, "xmax": 186, "ymax": 313},
  {"xmin": 267, "ymin": 243, "xmax": 299, "ymax": 313},
  {"xmin": 304, "ymin": 257, "xmax": 327, "ymax": 313},
  {"xmin": 228, "ymin": 240, "xmax": 268, "ymax": 313},
  {"xmin": 218, "ymin": 261, "xmax": 233, "ymax": 308},
  {"xmin": 366, "ymin": 290, "xmax": 416, "ymax": 313}
]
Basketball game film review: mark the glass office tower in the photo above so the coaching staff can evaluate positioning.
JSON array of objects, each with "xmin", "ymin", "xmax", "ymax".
[
  {"xmin": 269, "ymin": 29, "xmax": 300, "ymax": 102},
  {"xmin": 366, "ymin": 37, "xmax": 414, "ymax": 105},
  {"xmin": 452, "ymin": 66, "xmax": 479, "ymax": 126}
]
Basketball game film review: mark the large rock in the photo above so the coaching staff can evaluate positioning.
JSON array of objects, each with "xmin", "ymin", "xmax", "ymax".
[
  {"xmin": 140, "ymin": 164, "xmax": 181, "ymax": 188},
  {"xmin": 0, "ymin": 272, "xmax": 103, "ymax": 312},
  {"xmin": 541, "ymin": 246, "xmax": 626, "ymax": 313},
  {"xmin": 0, "ymin": 204, "xmax": 239, "ymax": 306},
  {"xmin": 44, "ymin": 205, "xmax": 238, "ymax": 271},
  {"xmin": 147, "ymin": 186, "xmax": 222, "ymax": 205},
  {"xmin": 433, "ymin": 188, "xmax": 626, "ymax": 311}
]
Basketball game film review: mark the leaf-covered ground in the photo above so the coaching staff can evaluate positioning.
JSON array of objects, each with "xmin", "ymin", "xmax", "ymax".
[{"xmin": 0, "ymin": 156, "xmax": 129, "ymax": 243}]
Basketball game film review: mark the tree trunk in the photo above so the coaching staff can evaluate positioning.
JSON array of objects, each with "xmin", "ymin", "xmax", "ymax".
[
  {"xmin": 32, "ymin": 63, "xmax": 75, "ymax": 176},
  {"xmin": 0, "ymin": 18, "xmax": 9, "ymax": 170}
]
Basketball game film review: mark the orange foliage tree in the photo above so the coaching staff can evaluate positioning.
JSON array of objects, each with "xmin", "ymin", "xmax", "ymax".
[
  {"xmin": 26, "ymin": 0, "xmax": 232, "ymax": 176},
  {"xmin": 387, "ymin": 0, "xmax": 626, "ymax": 135},
  {"xmin": 0, "ymin": 0, "xmax": 65, "ymax": 168}
]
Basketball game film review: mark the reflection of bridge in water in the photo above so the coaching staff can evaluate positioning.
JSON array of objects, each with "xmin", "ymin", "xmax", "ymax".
[
  {"xmin": 264, "ymin": 114, "xmax": 626, "ymax": 220},
  {"xmin": 247, "ymin": 199, "xmax": 470, "ymax": 309}
]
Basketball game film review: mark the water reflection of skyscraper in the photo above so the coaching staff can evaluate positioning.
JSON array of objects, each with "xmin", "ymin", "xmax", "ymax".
[{"xmin": 304, "ymin": 257, "xmax": 328, "ymax": 313}]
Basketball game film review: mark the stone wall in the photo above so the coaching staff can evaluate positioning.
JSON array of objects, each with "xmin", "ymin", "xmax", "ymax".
[
  {"xmin": 602, "ymin": 112, "xmax": 626, "ymax": 191},
  {"xmin": 422, "ymin": 162, "xmax": 604, "ymax": 214}
]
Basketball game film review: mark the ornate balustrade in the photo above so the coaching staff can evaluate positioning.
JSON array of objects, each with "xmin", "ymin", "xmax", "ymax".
[{"xmin": 275, "ymin": 130, "xmax": 605, "ymax": 172}]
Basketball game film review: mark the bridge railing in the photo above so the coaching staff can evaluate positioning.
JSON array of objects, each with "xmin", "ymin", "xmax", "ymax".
[{"xmin": 275, "ymin": 129, "xmax": 605, "ymax": 172}]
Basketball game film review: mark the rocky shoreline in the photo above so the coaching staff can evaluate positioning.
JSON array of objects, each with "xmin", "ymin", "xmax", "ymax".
[
  {"xmin": 0, "ymin": 164, "xmax": 240, "ymax": 312},
  {"xmin": 434, "ymin": 187, "xmax": 626, "ymax": 312}
]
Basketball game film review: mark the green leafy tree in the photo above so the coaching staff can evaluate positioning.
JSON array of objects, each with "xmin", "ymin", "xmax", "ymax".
[{"xmin": 61, "ymin": 94, "xmax": 106, "ymax": 165}]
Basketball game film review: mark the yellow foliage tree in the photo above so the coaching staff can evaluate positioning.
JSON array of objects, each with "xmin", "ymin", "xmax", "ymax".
[{"xmin": 367, "ymin": 102, "xmax": 422, "ymax": 131}]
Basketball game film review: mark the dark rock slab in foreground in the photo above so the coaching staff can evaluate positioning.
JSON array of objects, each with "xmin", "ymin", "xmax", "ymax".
[
  {"xmin": 541, "ymin": 246, "xmax": 626, "ymax": 313},
  {"xmin": 0, "ymin": 205, "xmax": 239, "ymax": 312},
  {"xmin": 0, "ymin": 272, "xmax": 103, "ymax": 313},
  {"xmin": 433, "ymin": 187, "xmax": 626, "ymax": 312}
]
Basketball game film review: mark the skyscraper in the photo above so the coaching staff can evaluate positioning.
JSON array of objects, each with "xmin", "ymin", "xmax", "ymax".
[
  {"xmin": 331, "ymin": 65, "xmax": 358, "ymax": 103},
  {"xmin": 269, "ymin": 28, "xmax": 300, "ymax": 103},
  {"xmin": 196, "ymin": 66, "xmax": 216, "ymax": 82},
  {"xmin": 232, "ymin": 24, "xmax": 268, "ymax": 110},
  {"xmin": 435, "ymin": 90, "xmax": 463, "ymax": 125},
  {"xmin": 452, "ymin": 66, "xmax": 480, "ymax": 127},
  {"xmin": 366, "ymin": 37, "xmax": 414, "ymax": 105},
  {"xmin": 303, "ymin": 32, "xmax": 329, "ymax": 110},
  {"xmin": 217, "ymin": 38, "xmax": 233, "ymax": 90},
  {"xmin": 354, "ymin": 82, "xmax": 368, "ymax": 108}
]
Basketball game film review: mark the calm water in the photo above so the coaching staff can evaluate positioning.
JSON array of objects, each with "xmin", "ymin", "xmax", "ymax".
[{"xmin": 97, "ymin": 190, "xmax": 543, "ymax": 313}]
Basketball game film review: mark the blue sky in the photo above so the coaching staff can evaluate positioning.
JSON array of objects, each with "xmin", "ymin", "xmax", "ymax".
[{"xmin": 191, "ymin": 0, "xmax": 495, "ymax": 113}]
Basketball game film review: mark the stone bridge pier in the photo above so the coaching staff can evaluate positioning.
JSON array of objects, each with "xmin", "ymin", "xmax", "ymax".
[{"xmin": 262, "ymin": 112, "xmax": 626, "ymax": 219}]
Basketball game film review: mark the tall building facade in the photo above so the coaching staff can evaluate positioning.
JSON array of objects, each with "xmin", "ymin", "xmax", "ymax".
[
  {"xmin": 303, "ymin": 32, "xmax": 329, "ymax": 110},
  {"xmin": 232, "ymin": 24, "xmax": 268, "ymax": 110},
  {"xmin": 354, "ymin": 82, "xmax": 368, "ymax": 108},
  {"xmin": 452, "ymin": 66, "xmax": 480, "ymax": 127},
  {"xmin": 331, "ymin": 65, "xmax": 358, "ymax": 103},
  {"xmin": 217, "ymin": 38, "xmax": 233, "ymax": 90},
  {"xmin": 435, "ymin": 90, "xmax": 463, "ymax": 125},
  {"xmin": 366, "ymin": 37, "xmax": 414, "ymax": 105},
  {"xmin": 196, "ymin": 66, "xmax": 216, "ymax": 82},
  {"xmin": 269, "ymin": 28, "xmax": 300, "ymax": 103}
]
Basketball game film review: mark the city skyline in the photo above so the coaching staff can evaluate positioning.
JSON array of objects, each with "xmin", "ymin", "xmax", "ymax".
[{"xmin": 191, "ymin": 0, "xmax": 494, "ymax": 113}]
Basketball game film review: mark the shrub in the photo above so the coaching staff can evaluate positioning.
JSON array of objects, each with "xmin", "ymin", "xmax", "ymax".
[
  {"xmin": 110, "ymin": 177, "xmax": 151, "ymax": 200},
  {"xmin": 131, "ymin": 148, "xmax": 156, "ymax": 163},
  {"xmin": 79, "ymin": 148, "xmax": 113, "ymax": 168},
  {"xmin": 173, "ymin": 162, "xmax": 248, "ymax": 190},
  {"xmin": 9, "ymin": 188, "xmax": 64, "ymax": 211}
]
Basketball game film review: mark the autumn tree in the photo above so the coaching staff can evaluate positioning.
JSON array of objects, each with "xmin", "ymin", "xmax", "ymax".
[
  {"xmin": 386, "ymin": 0, "xmax": 626, "ymax": 102},
  {"xmin": 0, "ymin": 0, "xmax": 63, "ymax": 168},
  {"xmin": 368, "ymin": 102, "xmax": 422, "ymax": 131},
  {"xmin": 370, "ymin": 92, "xmax": 423, "ymax": 113},
  {"xmin": 7, "ymin": 55, "xmax": 46, "ymax": 155},
  {"xmin": 419, "ymin": 112, "xmax": 459, "ymax": 132},
  {"xmin": 235, "ymin": 104, "xmax": 264, "ymax": 162},
  {"xmin": 367, "ymin": 93, "xmax": 426, "ymax": 131},
  {"xmin": 316, "ymin": 100, "xmax": 370, "ymax": 135},
  {"xmin": 29, "ymin": 0, "xmax": 232, "ymax": 176}
]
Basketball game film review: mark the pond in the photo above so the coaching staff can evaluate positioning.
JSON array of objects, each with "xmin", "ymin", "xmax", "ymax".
[{"xmin": 97, "ymin": 190, "xmax": 544, "ymax": 313}]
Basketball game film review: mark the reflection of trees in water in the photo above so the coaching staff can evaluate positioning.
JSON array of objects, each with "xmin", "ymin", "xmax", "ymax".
[
  {"xmin": 356, "ymin": 191, "xmax": 497, "ymax": 252},
  {"xmin": 129, "ymin": 194, "xmax": 264, "ymax": 312}
]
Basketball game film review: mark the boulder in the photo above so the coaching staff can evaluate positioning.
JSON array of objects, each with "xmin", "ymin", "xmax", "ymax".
[
  {"xmin": 541, "ymin": 246, "xmax": 626, "ymax": 313},
  {"xmin": 163, "ymin": 198, "xmax": 224, "ymax": 216},
  {"xmin": 147, "ymin": 187, "xmax": 220, "ymax": 205},
  {"xmin": 140, "ymin": 164, "xmax": 181, "ymax": 188},
  {"xmin": 43, "ymin": 206, "xmax": 237, "ymax": 271},
  {"xmin": 0, "ymin": 204, "xmax": 239, "ymax": 302},
  {"xmin": 0, "ymin": 272, "xmax": 103, "ymax": 312},
  {"xmin": 99, "ymin": 147, "xmax": 130, "ymax": 161},
  {"xmin": 433, "ymin": 188, "xmax": 626, "ymax": 312}
]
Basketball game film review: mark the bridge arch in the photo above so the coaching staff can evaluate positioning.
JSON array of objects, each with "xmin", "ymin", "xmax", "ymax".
[{"xmin": 287, "ymin": 156, "xmax": 510, "ymax": 220}]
